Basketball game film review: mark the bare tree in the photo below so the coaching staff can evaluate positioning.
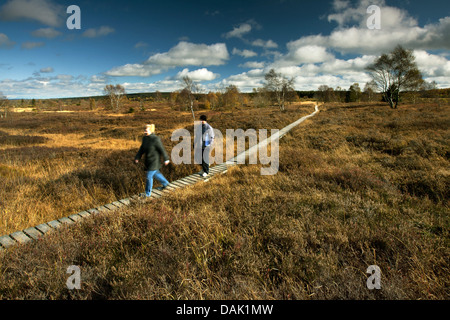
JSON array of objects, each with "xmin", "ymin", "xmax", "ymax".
[
  {"xmin": 264, "ymin": 69, "xmax": 295, "ymax": 111},
  {"xmin": 366, "ymin": 45, "xmax": 422, "ymax": 109},
  {"xmin": 363, "ymin": 81, "xmax": 377, "ymax": 102},
  {"xmin": 0, "ymin": 92, "xmax": 9, "ymax": 119},
  {"xmin": 104, "ymin": 84, "xmax": 126, "ymax": 112},
  {"xmin": 182, "ymin": 76, "xmax": 198, "ymax": 121}
]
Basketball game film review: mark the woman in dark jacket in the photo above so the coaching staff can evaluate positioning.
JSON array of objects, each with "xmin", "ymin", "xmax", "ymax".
[{"xmin": 134, "ymin": 124, "xmax": 170, "ymax": 197}]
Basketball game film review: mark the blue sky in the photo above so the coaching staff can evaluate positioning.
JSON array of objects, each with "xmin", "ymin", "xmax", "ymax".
[{"xmin": 0, "ymin": 0, "xmax": 449, "ymax": 99}]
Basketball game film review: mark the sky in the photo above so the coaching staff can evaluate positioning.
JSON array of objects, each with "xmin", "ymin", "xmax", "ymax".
[{"xmin": 0, "ymin": 0, "xmax": 449, "ymax": 99}]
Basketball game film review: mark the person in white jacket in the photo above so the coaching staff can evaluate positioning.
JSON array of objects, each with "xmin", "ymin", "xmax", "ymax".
[{"xmin": 199, "ymin": 115, "xmax": 214, "ymax": 177}]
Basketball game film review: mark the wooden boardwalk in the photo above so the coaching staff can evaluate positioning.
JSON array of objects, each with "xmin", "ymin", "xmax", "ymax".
[{"xmin": 0, "ymin": 106, "xmax": 319, "ymax": 251}]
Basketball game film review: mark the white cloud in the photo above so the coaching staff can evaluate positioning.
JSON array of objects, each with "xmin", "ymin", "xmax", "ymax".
[
  {"xmin": 21, "ymin": 41, "xmax": 45, "ymax": 50},
  {"xmin": 413, "ymin": 50, "xmax": 450, "ymax": 78},
  {"xmin": 175, "ymin": 68, "xmax": 219, "ymax": 81},
  {"xmin": 90, "ymin": 75, "xmax": 109, "ymax": 84},
  {"xmin": 107, "ymin": 42, "xmax": 229, "ymax": 78},
  {"xmin": 224, "ymin": 23, "xmax": 252, "ymax": 39},
  {"xmin": 280, "ymin": 45, "xmax": 335, "ymax": 65},
  {"xmin": 105, "ymin": 64, "xmax": 165, "ymax": 77},
  {"xmin": 216, "ymin": 69, "xmax": 266, "ymax": 92},
  {"xmin": 0, "ymin": 33, "xmax": 15, "ymax": 49},
  {"xmin": 307, "ymin": 0, "xmax": 450, "ymax": 54},
  {"xmin": 134, "ymin": 41, "xmax": 148, "ymax": 49},
  {"xmin": 32, "ymin": 27, "xmax": 62, "ymax": 39},
  {"xmin": 232, "ymin": 48, "xmax": 258, "ymax": 58},
  {"xmin": 239, "ymin": 61, "xmax": 265, "ymax": 69},
  {"xmin": 251, "ymin": 39, "xmax": 278, "ymax": 49},
  {"xmin": 146, "ymin": 41, "xmax": 229, "ymax": 67},
  {"xmin": 82, "ymin": 26, "xmax": 115, "ymax": 38},
  {"xmin": 0, "ymin": 0, "xmax": 64, "ymax": 27},
  {"xmin": 40, "ymin": 67, "xmax": 54, "ymax": 73}
]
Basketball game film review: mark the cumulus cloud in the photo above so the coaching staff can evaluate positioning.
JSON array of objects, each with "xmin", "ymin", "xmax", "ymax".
[
  {"xmin": 82, "ymin": 26, "xmax": 115, "ymax": 38},
  {"xmin": 146, "ymin": 41, "xmax": 229, "ymax": 67},
  {"xmin": 40, "ymin": 67, "xmax": 54, "ymax": 73},
  {"xmin": 107, "ymin": 42, "xmax": 229, "ymax": 78},
  {"xmin": 134, "ymin": 41, "xmax": 148, "ymax": 49},
  {"xmin": 232, "ymin": 48, "xmax": 258, "ymax": 58},
  {"xmin": 0, "ymin": 0, "xmax": 64, "ymax": 27},
  {"xmin": 291, "ymin": 0, "xmax": 450, "ymax": 55},
  {"xmin": 31, "ymin": 27, "xmax": 62, "ymax": 39},
  {"xmin": 175, "ymin": 68, "xmax": 219, "ymax": 81},
  {"xmin": 277, "ymin": 45, "xmax": 335, "ymax": 65},
  {"xmin": 251, "ymin": 39, "xmax": 278, "ymax": 49},
  {"xmin": 413, "ymin": 50, "xmax": 450, "ymax": 78},
  {"xmin": 0, "ymin": 33, "xmax": 15, "ymax": 49},
  {"xmin": 21, "ymin": 41, "xmax": 45, "ymax": 50},
  {"xmin": 224, "ymin": 23, "xmax": 252, "ymax": 39},
  {"xmin": 239, "ymin": 61, "xmax": 265, "ymax": 69},
  {"xmin": 105, "ymin": 64, "xmax": 165, "ymax": 77}
]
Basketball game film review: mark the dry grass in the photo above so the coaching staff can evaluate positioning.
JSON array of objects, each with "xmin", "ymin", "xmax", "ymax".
[{"xmin": 0, "ymin": 101, "xmax": 448, "ymax": 300}]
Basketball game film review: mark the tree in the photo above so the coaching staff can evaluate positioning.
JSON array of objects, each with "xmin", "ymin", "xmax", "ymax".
[
  {"xmin": 206, "ymin": 91, "xmax": 219, "ymax": 110},
  {"xmin": 366, "ymin": 45, "xmax": 423, "ymax": 109},
  {"xmin": 0, "ymin": 92, "xmax": 9, "ymax": 119},
  {"xmin": 222, "ymin": 85, "xmax": 242, "ymax": 109},
  {"xmin": 264, "ymin": 69, "xmax": 295, "ymax": 111},
  {"xmin": 182, "ymin": 76, "xmax": 198, "ymax": 121},
  {"xmin": 347, "ymin": 83, "xmax": 362, "ymax": 103},
  {"xmin": 252, "ymin": 87, "xmax": 270, "ymax": 107},
  {"xmin": 155, "ymin": 90, "xmax": 163, "ymax": 102},
  {"xmin": 317, "ymin": 85, "xmax": 336, "ymax": 103},
  {"xmin": 363, "ymin": 81, "xmax": 377, "ymax": 102},
  {"xmin": 104, "ymin": 84, "xmax": 126, "ymax": 112}
]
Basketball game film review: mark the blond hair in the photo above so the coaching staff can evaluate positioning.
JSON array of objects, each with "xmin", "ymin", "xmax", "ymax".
[{"xmin": 145, "ymin": 124, "xmax": 155, "ymax": 134}]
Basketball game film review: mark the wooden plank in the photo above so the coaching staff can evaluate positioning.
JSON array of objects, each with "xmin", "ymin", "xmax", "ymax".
[
  {"xmin": 87, "ymin": 208, "xmax": 100, "ymax": 215},
  {"xmin": 112, "ymin": 201, "xmax": 125, "ymax": 208},
  {"xmin": 151, "ymin": 189, "xmax": 163, "ymax": 197},
  {"xmin": 181, "ymin": 177, "xmax": 198, "ymax": 184},
  {"xmin": 68, "ymin": 214, "xmax": 83, "ymax": 222},
  {"xmin": 150, "ymin": 192, "xmax": 161, "ymax": 199},
  {"xmin": 171, "ymin": 180, "xmax": 188, "ymax": 188},
  {"xmin": 96, "ymin": 206, "xmax": 109, "ymax": 212},
  {"xmin": 118, "ymin": 198, "xmax": 132, "ymax": 206},
  {"xmin": 35, "ymin": 223, "xmax": 52, "ymax": 234},
  {"xmin": 0, "ymin": 235, "xmax": 16, "ymax": 249},
  {"xmin": 78, "ymin": 211, "xmax": 91, "ymax": 218},
  {"xmin": 47, "ymin": 220, "xmax": 62, "ymax": 229},
  {"xmin": 10, "ymin": 231, "xmax": 33, "ymax": 244},
  {"xmin": 58, "ymin": 217, "xmax": 75, "ymax": 225},
  {"xmin": 187, "ymin": 175, "xmax": 203, "ymax": 181},
  {"xmin": 104, "ymin": 203, "xmax": 118, "ymax": 211},
  {"xmin": 23, "ymin": 227, "xmax": 43, "ymax": 240}
]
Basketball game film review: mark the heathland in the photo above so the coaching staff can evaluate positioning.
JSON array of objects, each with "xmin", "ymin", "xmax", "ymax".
[{"xmin": 0, "ymin": 99, "xmax": 448, "ymax": 299}]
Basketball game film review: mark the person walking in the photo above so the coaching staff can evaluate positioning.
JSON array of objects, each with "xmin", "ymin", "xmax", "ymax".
[
  {"xmin": 134, "ymin": 124, "xmax": 170, "ymax": 197},
  {"xmin": 199, "ymin": 115, "xmax": 214, "ymax": 177}
]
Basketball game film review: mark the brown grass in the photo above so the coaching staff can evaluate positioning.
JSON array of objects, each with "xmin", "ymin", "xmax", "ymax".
[{"xmin": 0, "ymin": 101, "xmax": 448, "ymax": 300}]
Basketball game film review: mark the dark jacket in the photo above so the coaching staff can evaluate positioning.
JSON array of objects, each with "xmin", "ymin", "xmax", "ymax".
[{"xmin": 135, "ymin": 134, "xmax": 169, "ymax": 171}]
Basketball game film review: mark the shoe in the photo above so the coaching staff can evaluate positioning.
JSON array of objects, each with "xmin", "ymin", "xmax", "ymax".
[
  {"xmin": 156, "ymin": 185, "xmax": 168, "ymax": 191},
  {"xmin": 202, "ymin": 172, "xmax": 208, "ymax": 177}
]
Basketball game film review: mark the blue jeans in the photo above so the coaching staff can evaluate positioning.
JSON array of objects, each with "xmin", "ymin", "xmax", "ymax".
[{"xmin": 145, "ymin": 170, "xmax": 169, "ymax": 197}]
